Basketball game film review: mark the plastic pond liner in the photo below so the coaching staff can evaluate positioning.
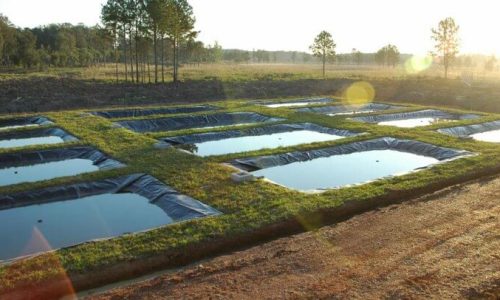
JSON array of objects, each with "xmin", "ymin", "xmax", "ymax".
[
  {"xmin": 91, "ymin": 105, "xmax": 219, "ymax": 119},
  {"xmin": 256, "ymin": 97, "xmax": 334, "ymax": 108},
  {"xmin": 0, "ymin": 128, "xmax": 78, "ymax": 149},
  {"xmin": 229, "ymin": 137, "xmax": 472, "ymax": 192},
  {"xmin": 157, "ymin": 123, "xmax": 362, "ymax": 157},
  {"xmin": 351, "ymin": 109, "xmax": 479, "ymax": 128},
  {"xmin": 0, "ymin": 116, "xmax": 53, "ymax": 131},
  {"xmin": 0, "ymin": 173, "xmax": 221, "ymax": 261},
  {"xmin": 115, "ymin": 112, "xmax": 285, "ymax": 133},
  {"xmin": 296, "ymin": 103, "xmax": 406, "ymax": 116},
  {"xmin": 0, "ymin": 147, "xmax": 125, "ymax": 187},
  {"xmin": 437, "ymin": 120, "xmax": 500, "ymax": 143}
]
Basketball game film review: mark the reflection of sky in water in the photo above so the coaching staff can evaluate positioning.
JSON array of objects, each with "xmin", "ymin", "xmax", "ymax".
[
  {"xmin": 0, "ymin": 193, "xmax": 173, "ymax": 260},
  {"xmin": 193, "ymin": 130, "xmax": 344, "ymax": 156},
  {"xmin": 0, "ymin": 159, "xmax": 99, "ymax": 186},
  {"xmin": 253, "ymin": 150, "xmax": 438, "ymax": 191},
  {"xmin": 328, "ymin": 110, "xmax": 375, "ymax": 116},
  {"xmin": 0, "ymin": 136, "xmax": 64, "ymax": 148},
  {"xmin": 378, "ymin": 117, "xmax": 448, "ymax": 128},
  {"xmin": 265, "ymin": 102, "xmax": 324, "ymax": 108},
  {"xmin": 0, "ymin": 124, "xmax": 38, "ymax": 131},
  {"xmin": 471, "ymin": 129, "xmax": 500, "ymax": 143}
]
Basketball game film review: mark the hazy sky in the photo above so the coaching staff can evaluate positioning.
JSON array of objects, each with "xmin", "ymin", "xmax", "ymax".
[{"xmin": 1, "ymin": 0, "xmax": 498, "ymax": 54}]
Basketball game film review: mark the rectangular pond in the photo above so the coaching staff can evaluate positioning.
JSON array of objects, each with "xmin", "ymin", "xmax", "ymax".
[
  {"xmin": 157, "ymin": 123, "xmax": 361, "ymax": 157},
  {"xmin": 351, "ymin": 109, "xmax": 479, "ymax": 128},
  {"xmin": 437, "ymin": 120, "xmax": 500, "ymax": 143},
  {"xmin": 296, "ymin": 103, "xmax": 405, "ymax": 116},
  {"xmin": 0, "ymin": 128, "xmax": 78, "ymax": 149},
  {"xmin": 91, "ymin": 105, "xmax": 218, "ymax": 119},
  {"xmin": 230, "ymin": 137, "xmax": 471, "ymax": 192},
  {"xmin": 258, "ymin": 97, "xmax": 333, "ymax": 108},
  {"xmin": 0, "ymin": 116, "xmax": 53, "ymax": 132},
  {"xmin": 0, "ymin": 174, "xmax": 221, "ymax": 260},
  {"xmin": 0, "ymin": 147, "xmax": 124, "ymax": 187},
  {"xmin": 115, "ymin": 112, "xmax": 285, "ymax": 133}
]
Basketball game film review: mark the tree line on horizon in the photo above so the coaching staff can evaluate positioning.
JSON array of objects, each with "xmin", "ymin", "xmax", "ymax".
[{"xmin": 0, "ymin": 9, "xmax": 498, "ymax": 82}]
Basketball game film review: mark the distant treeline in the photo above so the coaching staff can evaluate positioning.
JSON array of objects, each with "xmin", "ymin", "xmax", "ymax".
[{"xmin": 0, "ymin": 12, "xmax": 497, "ymax": 82}]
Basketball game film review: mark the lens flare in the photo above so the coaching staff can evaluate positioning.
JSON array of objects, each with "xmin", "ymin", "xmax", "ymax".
[
  {"xmin": 342, "ymin": 81, "xmax": 375, "ymax": 105},
  {"xmin": 404, "ymin": 55, "xmax": 433, "ymax": 74}
]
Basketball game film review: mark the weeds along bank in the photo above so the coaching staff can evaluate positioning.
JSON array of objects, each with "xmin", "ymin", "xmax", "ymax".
[{"xmin": 0, "ymin": 97, "xmax": 499, "ymax": 299}]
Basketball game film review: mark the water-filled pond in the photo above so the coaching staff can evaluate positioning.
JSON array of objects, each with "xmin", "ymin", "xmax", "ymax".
[
  {"xmin": 252, "ymin": 149, "xmax": 439, "ymax": 191},
  {"xmin": 352, "ymin": 109, "xmax": 479, "ymax": 128},
  {"xmin": 297, "ymin": 103, "xmax": 404, "ymax": 116},
  {"xmin": 0, "ymin": 124, "xmax": 38, "ymax": 131},
  {"xmin": 0, "ymin": 116, "xmax": 53, "ymax": 132},
  {"xmin": 190, "ymin": 130, "xmax": 344, "ymax": 156},
  {"xmin": 378, "ymin": 117, "xmax": 447, "ymax": 128},
  {"xmin": 0, "ymin": 173, "xmax": 221, "ymax": 260},
  {"xmin": 266, "ymin": 102, "xmax": 318, "ymax": 108},
  {"xmin": 261, "ymin": 98, "xmax": 332, "ymax": 108},
  {"xmin": 0, "ymin": 193, "xmax": 174, "ymax": 260},
  {"xmin": 0, "ymin": 128, "xmax": 77, "ymax": 149},
  {"xmin": 470, "ymin": 129, "xmax": 500, "ymax": 142},
  {"xmin": 0, "ymin": 159, "xmax": 99, "ymax": 186},
  {"xmin": 0, "ymin": 136, "xmax": 65, "ymax": 149},
  {"xmin": 116, "ymin": 112, "xmax": 284, "ymax": 133}
]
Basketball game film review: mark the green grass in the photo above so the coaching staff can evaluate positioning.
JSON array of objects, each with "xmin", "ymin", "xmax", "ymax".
[
  {"xmin": 0, "ymin": 97, "xmax": 499, "ymax": 293},
  {"xmin": 4, "ymin": 63, "xmax": 500, "ymax": 83}
]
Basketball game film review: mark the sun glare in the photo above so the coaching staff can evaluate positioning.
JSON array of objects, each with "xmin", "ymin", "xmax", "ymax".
[
  {"xmin": 404, "ymin": 55, "xmax": 433, "ymax": 74},
  {"xmin": 343, "ymin": 81, "xmax": 376, "ymax": 105}
]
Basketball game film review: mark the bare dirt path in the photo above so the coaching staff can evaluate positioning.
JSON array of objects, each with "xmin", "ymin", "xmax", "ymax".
[{"xmin": 89, "ymin": 176, "xmax": 500, "ymax": 299}]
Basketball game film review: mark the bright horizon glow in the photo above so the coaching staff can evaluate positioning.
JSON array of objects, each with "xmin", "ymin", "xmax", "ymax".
[{"xmin": 1, "ymin": 0, "xmax": 499, "ymax": 55}]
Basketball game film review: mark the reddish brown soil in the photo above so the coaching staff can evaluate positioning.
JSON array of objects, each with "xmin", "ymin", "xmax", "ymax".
[{"xmin": 89, "ymin": 176, "xmax": 500, "ymax": 300}]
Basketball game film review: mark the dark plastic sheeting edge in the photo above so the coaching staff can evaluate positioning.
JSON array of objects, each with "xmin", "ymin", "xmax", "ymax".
[
  {"xmin": 229, "ymin": 137, "xmax": 472, "ymax": 172},
  {"xmin": 0, "ymin": 173, "xmax": 221, "ymax": 220},
  {"xmin": 115, "ymin": 112, "xmax": 285, "ymax": 133},
  {"xmin": 0, "ymin": 127, "xmax": 78, "ymax": 142},
  {"xmin": 91, "ymin": 105, "xmax": 219, "ymax": 119},
  {"xmin": 0, "ymin": 146, "xmax": 125, "ymax": 170},
  {"xmin": 0, "ymin": 116, "xmax": 53, "ymax": 129},
  {"xmin": 0, "ymin": 174, "xmax": 221, "ymax": 261},
  {"xmin": 437, "ymin": 120, "xmax": 500, "ymax": 137},
  {"xmin": 296, "ymin": 103, "xmax": 406, "ymax": 115},
  {"xmin": 351, "ymin": 109, "xmax": 479, "ymax": 123},
  {"xmin": 157, "ymin": 123, "xmax": 361, "ymax": 148}
]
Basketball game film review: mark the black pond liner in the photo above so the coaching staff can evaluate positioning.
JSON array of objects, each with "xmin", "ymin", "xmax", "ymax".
[
  {"xmin": 0, "ymin": 173, "xmax": 221, "ymax": 259},
  {"xmin": 255, "ymin": 97, "xmax": 334, "ymax": 106},
  {"xmin": 0, "ymin": 173, "xmax": 221, "ymax": 218},
  {"xmin": 0, "ymin": 146, "xmax": 125, "ymax": 170},
  {"xmin": 115, "ymin": 112, "xmax": 285, "ymax": 133},
  {"xmin": 351, "ymin": 109, "xmax": 479, "ymax": 124},
  {"xmin": 437, "ymin": 120, "xmax": 500, "ymax": 137},
  {"xmin": 296, "ymin": 103, "xmax": 406, "ymax": 115},
  {"xmin": 0, "ymin": 127, "xmax": 78, "ymax": 143},
  {"xmin": 229, "ymin": 137, "xmax": 472, "ymax": 172},
  {"xmin": 0, "ymin": 116, "xmax": 53, "ymax": 129},
  {"xmin": 157, "ymin": 123, "xmax": 361, "ymax": 148},
  {"xmin": 91, "ymin": 105, "xmax": 219, "ymax": 119}
]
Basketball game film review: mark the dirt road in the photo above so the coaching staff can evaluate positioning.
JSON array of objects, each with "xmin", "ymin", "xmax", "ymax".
[{"xmin": 90, "ymin": 176, "xmax": 500, "ymax": 299}]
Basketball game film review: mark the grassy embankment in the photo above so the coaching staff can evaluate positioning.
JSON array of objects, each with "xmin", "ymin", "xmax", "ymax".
[
  {"xmin": 2, "ymin": 64, "xmax": 500, "ymax": 114},
  {"xmin": 0, "ymin": 95, "xmax": 499, "ymax": 297}
]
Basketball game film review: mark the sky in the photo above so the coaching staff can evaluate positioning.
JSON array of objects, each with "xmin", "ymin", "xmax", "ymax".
[{"xmin": 1, "ymin": 0, "xmax": 499, "ymax": 55}]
